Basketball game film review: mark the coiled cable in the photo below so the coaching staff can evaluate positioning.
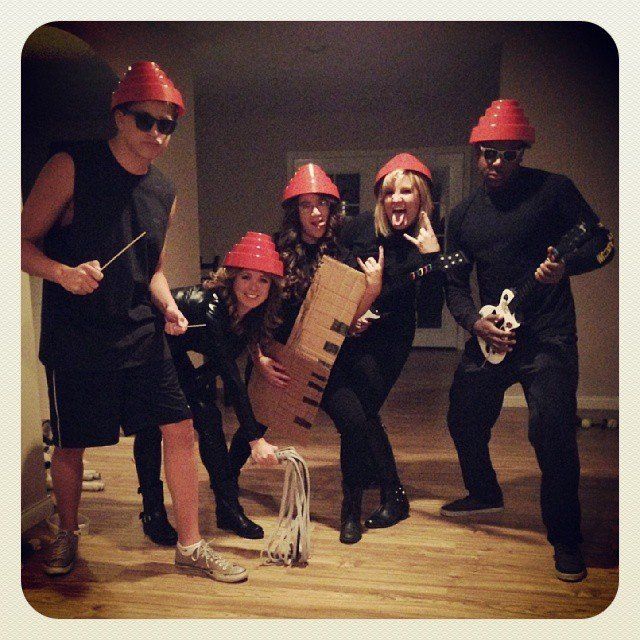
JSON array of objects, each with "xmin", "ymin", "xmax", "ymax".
[{"xmin": 261, "ymin": 447, "xmax": 311, "ymax": 566}]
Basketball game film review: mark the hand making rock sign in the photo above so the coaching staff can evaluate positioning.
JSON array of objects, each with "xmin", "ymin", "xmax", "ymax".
[
  {"xmin": 353, "ymin": 245, "xmax": 385, "ymax": 336},
  {"xmin": 403, "ymin": 215, "xmax": 440, "ymax": 254}
]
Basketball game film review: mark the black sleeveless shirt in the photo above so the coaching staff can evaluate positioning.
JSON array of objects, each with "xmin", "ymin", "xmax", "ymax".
[{"xmin": 39, "ymin": 140, "xmax": 173, "ymax": 370}]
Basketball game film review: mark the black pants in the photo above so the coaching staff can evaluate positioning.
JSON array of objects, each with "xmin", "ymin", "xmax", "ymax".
[
  {"xmin": 134, "ymin": 347, "xmax": 250, "ymax": 499},
  {"xmin": 321, "ymin": 316, "xmax": 414, "ymax": 490},
  {"xmin": 447, "ymin": 335, "xmax": 582, "ymax": 545},
  {"xmin": 134, "ymin": 400, "xmax": 249, "ymax": 495}
]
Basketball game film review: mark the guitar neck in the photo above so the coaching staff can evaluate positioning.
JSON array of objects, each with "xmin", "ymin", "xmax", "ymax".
[
  {"xmin": 509, "ymin": 274, "xmax": 540, "ymax": 315},
  {"xmin": 509, "ymin": 250, "xmax": 565, "ymax": 315},
  {"xmin": 497, "ymin": 222, "xmax": 592, "ymax": 317},
  {"xmin": 409, "ymin": 262, "xmax": 437, "ymax": 281}
]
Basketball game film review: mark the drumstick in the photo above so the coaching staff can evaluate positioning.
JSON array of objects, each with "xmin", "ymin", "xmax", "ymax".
[
  {"xmin": 188, "ymin": 324, "xmax": 206, "ymax": 328},
  {"xmin": 100, "ymin": 231, "xmax": 147, "ymax": 271}
]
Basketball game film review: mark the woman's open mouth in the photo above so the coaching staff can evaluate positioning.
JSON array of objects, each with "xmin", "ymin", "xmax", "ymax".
[{"xmin": 391, "ymin": 211, "xmax": 407, "ymax": 227}]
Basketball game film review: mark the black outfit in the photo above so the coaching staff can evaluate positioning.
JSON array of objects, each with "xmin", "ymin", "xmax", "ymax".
[
  {"xmin": 324, "ymin": 213, "xmax": 440, "ymax": 492},
  {"xmin": 47, "ymin": 360, "xmax": 190, "ymax": 449},
  {"xmin": 40, "ymin": 140, "xmax": 190, "ymax": 449},
  {"xmin": 271, "ymin": 215, "xmax": 439, "ymax": 536},
  {"xmin": 133, "ymin": 285, "xmax": 266, "ymax": 539},
  {"xmin": 444, "ymin": 167, "xmax": 614, "ymax": 545}
]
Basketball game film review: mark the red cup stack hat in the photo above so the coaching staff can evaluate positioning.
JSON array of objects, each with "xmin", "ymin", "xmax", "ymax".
[
  {"xmin": 282, "ymin": 163, "xmax": 340, "ymax": 205},
  {"xmin": 223, "ymin": 232, "xmax": 284, "ymax": 277},
  {"xmin": 469, "ymin": 99, "xmax": 535, "ymax": 146},
  {"xmin": 374, "ymin": 153, "xmax": 432, "ymax": 196},
  {"xmin": 111, "ymin": 61, "xmax": 185, "ymax": 117}
]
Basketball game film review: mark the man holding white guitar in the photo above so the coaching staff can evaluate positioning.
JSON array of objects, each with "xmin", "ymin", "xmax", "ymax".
[{"xmin": 440, "ymin": 100, "xmax": 614, "ymax": 582}]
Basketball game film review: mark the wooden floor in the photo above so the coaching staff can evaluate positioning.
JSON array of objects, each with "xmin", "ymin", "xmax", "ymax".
[{"xmin": 21, "ymin": 350, "xmax": 619, "ymax": 619}]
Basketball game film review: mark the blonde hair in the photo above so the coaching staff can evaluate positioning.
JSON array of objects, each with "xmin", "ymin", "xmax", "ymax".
[
  {"xmin": 373, "ymin": 169, "xmax": 434, "ymax": 238},
  {"xmin": 203, "ymin": 266, "xmax": 282, "ymax": 343}
]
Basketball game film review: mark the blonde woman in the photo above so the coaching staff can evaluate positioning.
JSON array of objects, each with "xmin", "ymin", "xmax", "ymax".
[{"xmin": 321, "ymin": 153, "xmax": 441, "ymax": 542}]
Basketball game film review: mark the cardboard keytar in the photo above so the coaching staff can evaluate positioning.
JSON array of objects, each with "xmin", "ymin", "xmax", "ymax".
[{"xmin": 249, "ymin": 256, "xmax": 366, "ymax": 438}]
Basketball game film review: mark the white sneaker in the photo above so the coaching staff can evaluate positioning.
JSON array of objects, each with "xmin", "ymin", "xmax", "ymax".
[
  {"xmin": 175, "ymin": 540, "xmax": 248, "ymax": 583},
  {"xmin": 43, "ymin": 529, "xmax": 80, "ymax": 576}
]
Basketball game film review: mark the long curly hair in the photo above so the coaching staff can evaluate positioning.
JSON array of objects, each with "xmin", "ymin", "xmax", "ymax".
[
  {"xmin": 275, "ymin": 196, "xmax": 344, "ymax": 303},
  {"xmin": 203, "ymin": 267, "xmax": 282, "ymax": 345}
]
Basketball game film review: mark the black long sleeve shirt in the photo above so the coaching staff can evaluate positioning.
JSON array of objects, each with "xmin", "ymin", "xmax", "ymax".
[
  {"xmin": 340, "ymin": 212, "xmax": 441, "ymax": 322},
  {"xmin": 168, "ymin": 285, "xmax": 263, "ymax": 442},
  {"xmin": 445, "ymin": 167, "xmax": 614, "ymax": 339},
  {"xmin": 275, "ymin": 213, "xmax": 441, "ymax": 342}
]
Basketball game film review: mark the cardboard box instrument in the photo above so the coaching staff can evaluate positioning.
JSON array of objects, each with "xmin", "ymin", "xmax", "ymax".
[{"xmin": 248, "ymin": 256, "xmax": 366, "ymax": 436}]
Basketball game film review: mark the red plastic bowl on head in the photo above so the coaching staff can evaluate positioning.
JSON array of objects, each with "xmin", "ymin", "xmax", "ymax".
[
  {"xmin": 282, "ymin": 163, "xmax": 340, "ymax": 204},
  {"xmin": 374, "ymin": 153, "xmax": 432, "ymax": 195},
  {"xmin": 223, "ymin": 231, "xmax": 284, "ymax": 277},
  {"xmin": 111, "ymin": 61, "xmax": 185, "ymax": 116},
  {"xmin": 469, "ymin": 99, "xmax": 535, "ymax": 145}
]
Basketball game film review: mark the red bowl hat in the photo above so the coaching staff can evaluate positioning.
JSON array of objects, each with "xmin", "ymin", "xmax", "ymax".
[
  {"xmin": 469, "ymin": 99, "xmax": 535, "ymax": 145},
  {"xmin": 111, "ymin": 61, "xmax": 185, "ymax": 117},
  {"xmin": 374, "ymin": 153, "xmax": 432, "ymax": 195},
  {"xmin": 282, "ymin": 163, "xmax": 340, "ymax": 205},
  {"xmin": 223, "ymin": 232, "xmax": 284, "ymax": 277}
]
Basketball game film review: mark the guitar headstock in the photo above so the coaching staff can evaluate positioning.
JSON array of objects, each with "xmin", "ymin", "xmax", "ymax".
[
  {"xmin": 552, "ymin": 222, "xmax": 594, "ymax": 262},
  {"xmin": 437, "ymin": 250, "xmax": 469, "ymax": 271},
  {"xmin": 410, "ymin": 250, "xmax": 469, "ymax": 280}
]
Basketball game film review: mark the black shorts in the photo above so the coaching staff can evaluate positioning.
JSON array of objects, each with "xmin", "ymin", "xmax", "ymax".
[{"xmin": 45, "ymin": 359, "xmax": 192, "ymax": 449}]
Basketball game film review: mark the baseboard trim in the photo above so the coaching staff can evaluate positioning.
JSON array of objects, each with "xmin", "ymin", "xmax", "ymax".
[
  {"xmin": 503, "ymin": 395, "xmax": 619, "ymax": 411},
  {"xmin": 22, "ymin": 496, "xmax": 54, "ymax": 533}
]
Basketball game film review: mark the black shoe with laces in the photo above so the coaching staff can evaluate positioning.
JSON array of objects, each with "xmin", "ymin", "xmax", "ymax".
[
  {"xmin": 553, "ymin": 543, "xmax": 587, "ymax": 582},
  {"xmin": 440, "ymin": 495, "xmax": 504, "ymax": 517}
]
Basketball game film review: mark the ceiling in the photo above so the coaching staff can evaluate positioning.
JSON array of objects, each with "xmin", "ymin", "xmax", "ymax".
[{"xmin": 55, "ymin": 21, "xmax": 525, "ymax": 113}]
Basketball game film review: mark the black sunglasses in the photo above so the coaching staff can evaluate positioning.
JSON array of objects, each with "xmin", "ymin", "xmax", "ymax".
[
  {"xmin": 120, "ymin": 107, "xmax": 177, "ymax": 135},
  {"xmin": 479, "ymin": 145, "xmax": 524, "ymax": 164}
]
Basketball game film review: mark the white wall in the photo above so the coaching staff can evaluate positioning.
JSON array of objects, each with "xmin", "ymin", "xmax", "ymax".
[
  {"xmin": 500, "ymin": 23, "xmax": 619, "ymax": 405},
  {"xmin": 194, "ymin": 76, "xmax": 499, "ymax": 263},
  {"xmin": 22, "ymin": 273, "xmax": 53, "ymax": 531}
]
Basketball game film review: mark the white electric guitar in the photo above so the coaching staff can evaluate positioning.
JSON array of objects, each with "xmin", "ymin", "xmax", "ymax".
[{"xmin": 478, "ymin": 222, "xmax": 593, "ymax": 364}]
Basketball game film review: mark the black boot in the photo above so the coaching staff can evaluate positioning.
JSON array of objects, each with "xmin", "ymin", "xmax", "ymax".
[
  {"xmin": 364, "ymin": 485, "xmax": 410, "ymax": 529},
  {"xmin": 138, "ymin": 482, "xmax": 178, "ymax": 546},
  {"xmin": 214, "ymin": 479, "xmax": 264, "ymax": 539},
  {"xmin": 340, "ymin": 484, "xmax": 363, "ymax": 544},
  {"xmin": 190, "ymin": 396, "xmax": 263, "ymax": 539},
  {"xmin": 228, "ymin": 430, "xmax": 252, "ymax": 479}
]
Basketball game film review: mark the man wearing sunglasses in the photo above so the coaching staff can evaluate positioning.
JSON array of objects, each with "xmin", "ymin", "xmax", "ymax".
[
  {"xmin": 22, "ymin": 61, "xmax": 247, "ymax": 583},
  {"xmin": 440, "ymin": 99, "xmax": 614, "ymax": 582}
]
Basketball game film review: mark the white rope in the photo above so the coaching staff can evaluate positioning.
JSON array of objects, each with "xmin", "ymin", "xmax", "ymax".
[{"xmin": 261, "ymin": 447, "xmax": 311, "ymax": 566}]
